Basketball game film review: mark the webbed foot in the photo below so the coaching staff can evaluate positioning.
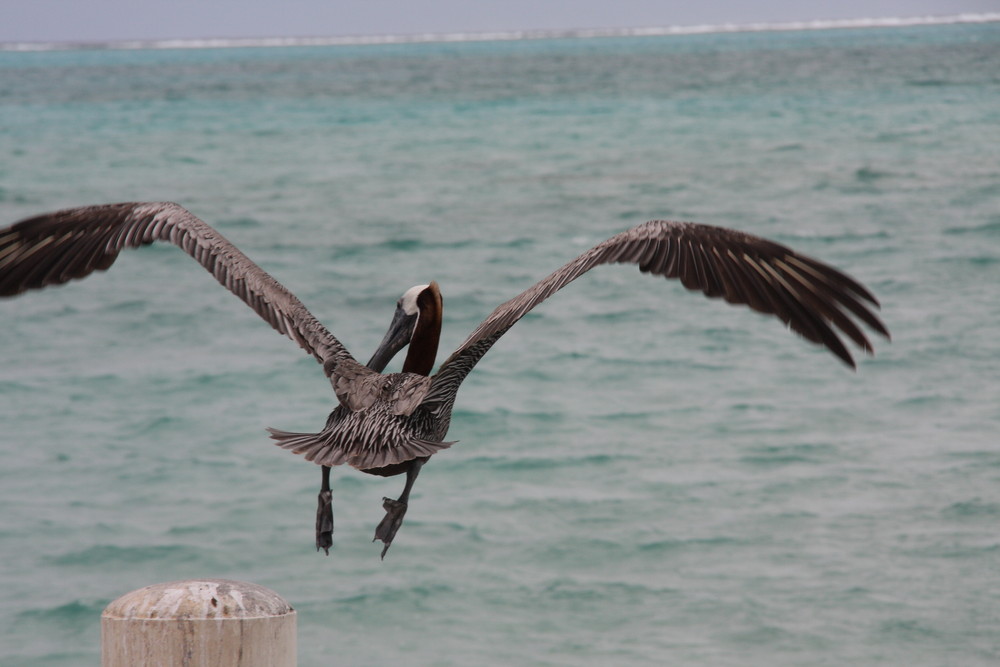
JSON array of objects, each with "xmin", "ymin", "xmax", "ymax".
[
  {"xmin": 373, "ymin": 497, "xmax": 408, "ymax": 559},
  {"xmin": 316, "ymin": 489, "xmax": 334, "ymax": 555}
]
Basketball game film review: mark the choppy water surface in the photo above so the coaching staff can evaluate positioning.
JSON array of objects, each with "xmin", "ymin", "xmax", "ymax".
[{"xmin": 1, "ymin": 21, "xmax": 999, "ymax": 666}]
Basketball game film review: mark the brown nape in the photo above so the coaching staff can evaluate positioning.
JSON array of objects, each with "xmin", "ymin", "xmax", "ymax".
[{"xmin": 402, "ymin": 281, "xmax": 442, "ymax": 376}]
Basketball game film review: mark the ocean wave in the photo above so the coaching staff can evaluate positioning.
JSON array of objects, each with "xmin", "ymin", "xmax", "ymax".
[
  {"xmin": 47, "ymin": 543, "xmax": 202, "ymax": 566},
  {"xmin": 2, "ymin": 13, "xmax": 998, "ymax": 52},
  {"xmin": 15, "ymin": 599, "xmax": 105, "ymax": 635}
]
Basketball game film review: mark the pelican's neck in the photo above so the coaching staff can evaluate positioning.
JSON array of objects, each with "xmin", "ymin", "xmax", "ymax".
[{"xmin": 402, "ymin": 281, "xmax": 442, "ymax": 376}]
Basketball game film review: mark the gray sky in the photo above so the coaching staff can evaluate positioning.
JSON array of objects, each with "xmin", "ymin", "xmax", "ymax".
[{"xmin": 1, "ymin": 0, "xmax": 997, "ymax": 44}]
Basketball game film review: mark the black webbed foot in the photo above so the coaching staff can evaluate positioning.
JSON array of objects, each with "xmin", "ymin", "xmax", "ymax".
[
  {"xmin": 316, "ymin": 489, "xmax": 334, "ymax": 555},
  {"xmin": 373, "ymin": 497, "xmax": 408, "ymax": 559}
]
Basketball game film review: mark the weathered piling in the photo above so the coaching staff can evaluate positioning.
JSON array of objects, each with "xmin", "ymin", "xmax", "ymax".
[{"xmin": 101, "ymin": 579, "xmax": 296, "ymax": 666}]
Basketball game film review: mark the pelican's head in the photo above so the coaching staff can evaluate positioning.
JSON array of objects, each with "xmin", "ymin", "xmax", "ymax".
[{"xmin": 366, "ymin": 282, "xmax": 442, "ymax": 376}]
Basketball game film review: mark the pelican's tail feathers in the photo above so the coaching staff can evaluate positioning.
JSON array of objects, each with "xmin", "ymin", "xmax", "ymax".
[
  {"xmin": 267, "ymin": 427, "xmax": 349, "ymax": 466},
  {"xmin": 267, "ymin": 427, "xmax": 455, "ymax": 469}
]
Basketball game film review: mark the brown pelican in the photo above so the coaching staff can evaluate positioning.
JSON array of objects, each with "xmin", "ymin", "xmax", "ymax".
[{"xmin": 0, "ymin": 202, "xmax": 889, "ymax": 558}]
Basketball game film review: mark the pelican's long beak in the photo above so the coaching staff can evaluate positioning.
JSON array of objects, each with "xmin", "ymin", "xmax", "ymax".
[{"xmin": 366, "ymin": 304, "xmax": 418, "ymax": 373}]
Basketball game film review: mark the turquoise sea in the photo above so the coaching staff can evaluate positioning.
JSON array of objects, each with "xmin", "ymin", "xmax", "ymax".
[{"xmin": 2, "ymin": 19, "xmax": 999, "ymax": 665}]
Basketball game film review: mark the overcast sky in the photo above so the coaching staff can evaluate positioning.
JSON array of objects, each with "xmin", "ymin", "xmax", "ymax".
[{"xmin": 1, "ymin": 0, "xmax": 997, "ymax": 44}]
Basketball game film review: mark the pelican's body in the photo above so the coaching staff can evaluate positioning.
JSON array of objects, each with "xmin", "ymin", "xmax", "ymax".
[{"xmin": 0, "ymin": 202, "xmax": 889, "ymax": 557}]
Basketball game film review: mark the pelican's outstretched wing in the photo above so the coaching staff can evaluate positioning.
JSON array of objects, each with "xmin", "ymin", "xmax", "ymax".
[
  {"xmin": 0, "ymin": 202, "xmax": 359, "ymax": 373},
  {"xmin": 425, "ymin": 220, "xmax": 889, "ymax": 405}
]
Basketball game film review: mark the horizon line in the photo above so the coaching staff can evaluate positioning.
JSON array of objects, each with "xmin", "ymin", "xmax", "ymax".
[{"xmin": 2, "ymin": 12, "xmax": 998, "ymax": 53}]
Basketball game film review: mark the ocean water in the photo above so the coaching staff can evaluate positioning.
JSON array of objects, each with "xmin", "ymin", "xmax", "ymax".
[{"xmin": 1, "ymin": 20, "xmax": 999, "ymax": 666}]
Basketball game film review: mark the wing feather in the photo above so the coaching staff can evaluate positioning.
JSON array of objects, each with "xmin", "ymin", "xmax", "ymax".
[
  {"xmin": 424, "ymin": 220, "xmax": 888, "ymax": 407},
  {"xmin": 0, "ymin": 202, "xmax": 357, "ymax": 373}
]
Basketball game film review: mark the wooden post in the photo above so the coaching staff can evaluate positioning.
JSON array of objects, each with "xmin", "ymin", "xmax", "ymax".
[{"xmin": 101, "ymin": 579, "xmax": 296, "ymax": 667}]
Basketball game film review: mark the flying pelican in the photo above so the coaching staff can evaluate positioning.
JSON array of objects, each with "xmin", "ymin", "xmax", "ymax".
[{"xmin": 0, "ymin": 202, "xmax": 889, "ymax": 558}]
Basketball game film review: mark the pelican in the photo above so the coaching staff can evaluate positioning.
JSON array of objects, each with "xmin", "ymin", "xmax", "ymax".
[{"xmin": 0, "ymin": 202, "xmax": 889, "ymax": 558}]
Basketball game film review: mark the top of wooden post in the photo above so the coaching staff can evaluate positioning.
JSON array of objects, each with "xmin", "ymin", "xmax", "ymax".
[{"xmin": 103, "ymin": 579, "xmax": 295, "ymax": 621}]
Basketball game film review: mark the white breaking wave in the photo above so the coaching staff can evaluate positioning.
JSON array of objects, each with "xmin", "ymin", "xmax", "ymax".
[{"xmin": 2, "ymin": 13, "xmax": 998, "ymax": 52}]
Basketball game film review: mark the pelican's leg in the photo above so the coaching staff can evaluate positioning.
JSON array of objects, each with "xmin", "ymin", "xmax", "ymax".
[
  {"xmin": 316, "ymin": 465, "xmax": 334, "ymax": 555},
  {"xmin": 374, "ymin": 459, "xmax": 424, "ymax": 559}
]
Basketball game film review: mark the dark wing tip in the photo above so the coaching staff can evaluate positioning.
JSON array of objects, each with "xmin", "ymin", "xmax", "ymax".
[
  {"xmin": 614, "ymin": 220, "xmax": 890, "ymax": 366},
  {"xmin": 0, "ymin": 202, "xmax": 157, "ymax": 297}
]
